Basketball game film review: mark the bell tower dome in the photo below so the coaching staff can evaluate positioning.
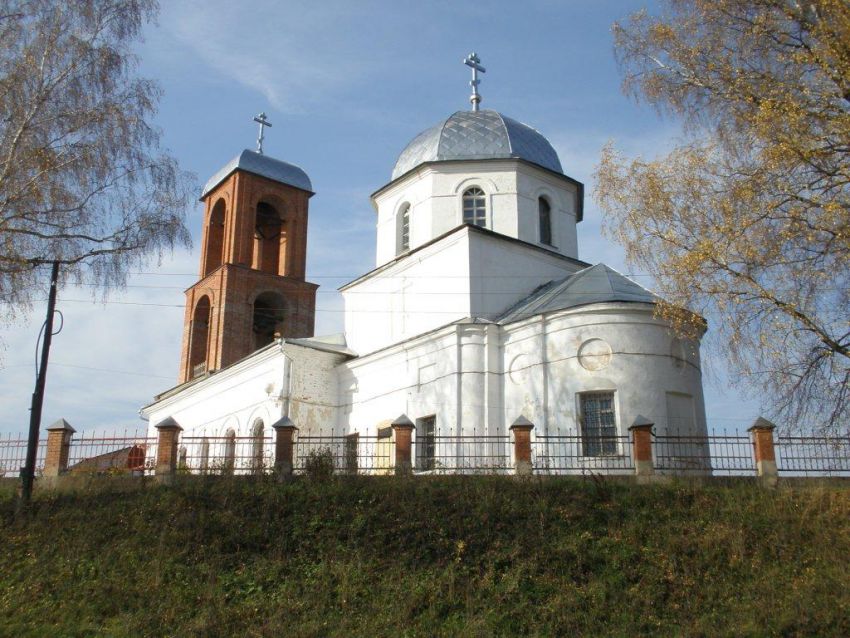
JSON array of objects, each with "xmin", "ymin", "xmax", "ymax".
[{"xmin": 178, "ymin": 147, "xmax": 318, "ymax": 383}]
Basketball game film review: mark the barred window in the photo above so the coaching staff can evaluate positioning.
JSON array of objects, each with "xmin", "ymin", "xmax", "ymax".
[
  {"xmin": 398, "ymin": 204, "xmax": 410, "ymax": 254},
  {"xmin": 538, "ymin": 197, "xmax": 552, "ymax": 245},
  {"xmin": 416, "ymin": 415, "xmax": 436, "ymax": 471},
  {"xmin": 462, "ymin": 187, "xmax": 486, "ymax": 227},
  {"xmin": 579, "ymin": 392, "xmax": 618, "ymax": 456}
]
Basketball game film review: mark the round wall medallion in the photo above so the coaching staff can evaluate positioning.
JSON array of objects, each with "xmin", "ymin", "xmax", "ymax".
[
  {"xmin": 577, "ymin": 338, "xmax": 613, "ymax": 371},
  {"xmin": 508, "ymin": 354, "xmax": 528, "ymax": 385}
]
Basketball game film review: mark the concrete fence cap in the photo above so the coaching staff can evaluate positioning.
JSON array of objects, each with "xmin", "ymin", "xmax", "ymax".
[
  {"xmin": 510, "ymin": 415, "xmax": 534, "ymax": 429},
  {"xmin": 629, "ymin": 415, "xmax": 654, "ymax": 429},
  {"xmin": 391, "ymin": 414, "xmax": 414, "ymax": 428},
  {"xmin": 747, "ymin": 416, "xmax": 777, "ymax": 432},
  {"xmin": 154, "ymin": 416, "xmax": 182, "ymax": 431},
  {"xmin": 46, "ymin": 418, "xmax": 75, "ymax": 433},
  {"xmin": 270, "ymin": 415, "xmax": 298, "ymax": 430}
]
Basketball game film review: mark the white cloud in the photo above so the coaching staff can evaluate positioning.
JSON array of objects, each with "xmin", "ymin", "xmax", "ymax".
[{"xmin": 156, "ymin": 0, "xmax": 384, "ymax": 112}]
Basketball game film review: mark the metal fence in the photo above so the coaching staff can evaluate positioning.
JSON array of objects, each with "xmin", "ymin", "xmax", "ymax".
[
  {"xmin": 295, "ymin": 434, "xmax": 395, "ymax": 475},
  {"xmin": 179, "ymin": 434, "xmax": 275, "ymax": 475},
  {"xmin": 66, "ymin": 431, "xmax": 157, "ymax": 476},
  {"xmin": 654, "ymin": 431, "xmax": 755, "ymax": 476},
  {"xmin": 776, "ymin": 435, "xmax": 850, "ymax": 476},
  {"xmin": 532, "ymin": 435, "xmax": 635, "ymax": 474},
  {"xmin": 415, "ymin": 435, "xmax": 511, "ymax": 474},
  {"xmin": 0, "ymin": 433, "xmax": 45, "ymax": 478},
  {"xmin": 2, "ymin": 427, "xmax": 850, "ymax": 479}
]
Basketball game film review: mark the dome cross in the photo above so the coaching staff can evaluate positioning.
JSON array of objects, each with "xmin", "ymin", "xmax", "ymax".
[
  {"xmin": 253, "ymin": 112, "xmax": 273, "ymax": 154},
  {"xmin": 463, "ymin": 52, "xmax": 486, "ymax": 112}
]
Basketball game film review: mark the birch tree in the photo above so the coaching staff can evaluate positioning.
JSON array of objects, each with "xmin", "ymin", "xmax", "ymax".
[
  {"xmin": 595, "ymin": 0, "xmax": 849, "ymax": 432},
  {"xmin": 0, "ymin": 0, "xmax": 193, "ymax": 320}
]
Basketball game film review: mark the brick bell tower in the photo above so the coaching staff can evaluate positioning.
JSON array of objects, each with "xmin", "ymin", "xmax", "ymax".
[{"xmin": 178, "ymin": 137, "xmax": 318, "ymax": 383}]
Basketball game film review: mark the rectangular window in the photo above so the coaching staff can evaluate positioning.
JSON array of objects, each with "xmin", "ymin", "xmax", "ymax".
[
  {"xmin": 579, "ymin": 392, "xmax": 618, "ymax": 456},
  {"xmin": 416, "ymin": 416, "xmax": 436, "ymax": 471}
]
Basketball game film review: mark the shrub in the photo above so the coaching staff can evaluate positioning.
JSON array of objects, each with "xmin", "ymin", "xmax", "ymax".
[{"xmin": 303, "ymin": 447, "xmax": 335, "ymax": 480}]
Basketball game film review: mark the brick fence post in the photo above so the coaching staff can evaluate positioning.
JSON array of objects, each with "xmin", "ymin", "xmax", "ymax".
[
  {"xmin": 748, "ymin": 416, "xmax": 778, "ymax": 486},
  {"xmin": 629, "ymin": 415, "xmax": 655, "ymax": 478},
  {"xmin": 509, "ymin": 415, "xmax": 534, "ymax": 476},
  {"xmin": 272, "ymin": 416, "xmax": 298, "ymax": 479},
  {"xmin": 43, "ymin": 418, "xmax": 75, "ymax": 485},
  {"xmin": 392, "ymin": 414, "xmax": 415, "ymax": 475},
  {"xmin": 154, "ymin": 417, "xmax": 182, "ymax": 484}
]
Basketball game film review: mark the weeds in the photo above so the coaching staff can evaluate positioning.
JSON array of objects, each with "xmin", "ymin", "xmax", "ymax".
[{"xmin": 0, "ymin": 478, "xmax": 848, "ymax": 637}]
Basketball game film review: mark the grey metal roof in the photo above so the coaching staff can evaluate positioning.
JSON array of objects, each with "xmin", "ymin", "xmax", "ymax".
[
  {"xmin": 391, "ymin": 110, "xmax": 563, "ymax": 180},
  {"xmin": 497, "ymin": 263, "xmax": 657, "ymax": 324},
  {"xmin": 201, "ymin": 149, "xmax": 312, "ymax": 198}
]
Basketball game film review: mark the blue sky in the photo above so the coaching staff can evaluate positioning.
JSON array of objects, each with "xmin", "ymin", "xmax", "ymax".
[{"xmin": 0, "ymin": 0, "xmax": 761, "ymax": 434}]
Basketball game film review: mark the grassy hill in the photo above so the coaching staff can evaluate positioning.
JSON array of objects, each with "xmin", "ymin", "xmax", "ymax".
[{"xmin": 1, "ymin": 476, "xmax": 848, "ymax": 637}]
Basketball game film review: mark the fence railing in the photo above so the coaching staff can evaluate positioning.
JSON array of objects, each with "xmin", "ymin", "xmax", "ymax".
[
  {"xmin": 66, "ymin": 431, "xmax": 157, "ymax": 476},
  {"xmin": 3, "ymin": 421, "xmax": 849, "ymax": 481},
  {"xmin": 776, "ymin": 435, "xmax": 850, "ymax": 476},
  {"xmin": 0, "ymin": 433, "xmax": 45, "ymax": 478},
  {"xmin": 414, "ymin": 435, "xmax": 511, "ymax": 474},
  {"xmin": 532, "ymin": 435, "xmax": 635, "ymax": 474},
  {"xmin": 179, "ymin": 435, "xmax": 274, "ymax": 475},
  {"xmin": 295, "ymin": 435, "xmax": 395, "ymax": 475},
  {"xmin": 654, "ymin": 432, "xmax": 756, "ymax": 476}
]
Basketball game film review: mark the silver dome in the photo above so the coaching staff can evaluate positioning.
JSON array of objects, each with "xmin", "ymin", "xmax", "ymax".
[
  {"xmin": 202, "ymin": 149, "xmax": 312, "ymax": 198},
  {"xmin": 391, "ymin": 110, "xmax": 563, "ymax": 181}
]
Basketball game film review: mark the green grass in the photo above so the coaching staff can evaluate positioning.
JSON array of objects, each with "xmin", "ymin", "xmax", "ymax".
[{"xmin": 1, "ymin": 476, "xmax": 848, "ymax": 637}]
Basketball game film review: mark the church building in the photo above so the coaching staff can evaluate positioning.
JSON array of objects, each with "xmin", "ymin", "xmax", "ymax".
[{"xmin": 141, "ymin": 55, "xmax": 708, "ymax": 472}]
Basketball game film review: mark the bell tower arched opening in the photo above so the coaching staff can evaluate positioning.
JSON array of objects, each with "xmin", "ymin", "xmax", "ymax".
[
  {"xmin": 189, "ymin": 295, "xmax": 211, "ymax": 378},
  {"xmin": 204, "ymin": 199, "xmax": 226, "ymax": 275},
  {"xmin": 178, "ymin": 149, "xmax": 317, "ymax": 383},
  {"xmin": 252, "ymin": 291, "xmax": 285, "ymax": 350},
  {"xmin": 254, "ymin": 201, "xmax": 288, "ymax": 275}
]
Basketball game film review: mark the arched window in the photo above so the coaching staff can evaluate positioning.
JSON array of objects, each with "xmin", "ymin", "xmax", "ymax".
[
  {"xmin": 251, "ymin": 419, "xmax": 265, "ymax": 474},
  {"xmin": 203, "ymin": 198, "xmax": 226, "ymax": 275},
  {"xmin": 223, "ymin": 428, "xmax": 236, "ymax": 474},
  {"xmin": 190, "ymin": 296, "xmax": 211, "ymax": 378},
  {"xmin": 252, "ymin": 291, "xmax": 286, "ymax": 351},
  {"xmin": 397, "ymin": 203, "xmax": 410, "ymax": 254},
  {"xmin": 254, "ymin": 201, "xmax": 285, "ymax": 275},
  {"xmin": 538, "ymin": 197, "xmax": 552, "ymax": 245},
  {"xmin": 462, "ymin": 187, "xmax": 486, "ymax": 227}
]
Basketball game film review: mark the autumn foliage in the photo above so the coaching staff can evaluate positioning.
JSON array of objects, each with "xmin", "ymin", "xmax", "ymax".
[{"xmin": 595, "ymin": 0, "xmax": 850, "ymax": 432}]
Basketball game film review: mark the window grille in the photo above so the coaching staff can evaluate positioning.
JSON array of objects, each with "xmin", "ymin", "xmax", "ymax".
[
  {"xmin": 462, "ymin": 187, "xmax": 486, "ymax": 227},
  {"xmin": 579, "ymin": 392, "xmax": 618, "ymax": 456},
  {"xmin": 416, "ymin": 416, "xmax": 436, "ymax": 471},
  {"xmin": 399, "ymin": 204, "xmax": 410, "ymax": 253}
]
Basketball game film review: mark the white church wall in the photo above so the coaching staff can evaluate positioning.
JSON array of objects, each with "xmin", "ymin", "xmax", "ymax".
[
  {"xmin": 142, "ymin": 341, "xmax": 347, "ymax": 443},
  {"xmin": 142, "ymin": 345, "xmax": 288, "ymax": 439},
  {"xmin": 515, "ymin": 164, "xmax": 579, "ymax": 259},
  {"xmin": 282, "ymin": 342, "xmax": 348, "ymax": 435},
  {"xmin": 342, "ymin": 230, "xmax": 473, "ymax": 354},
  {"xmin": 466, "ymin": 230, "xmax": 585, "ymax": 319},
  {"xmin": 501, "ymin": 303, "xmax": 707, "ymax": 443},
  {"xmin": 372, "ymin": 160, "xmax": 580, "ymax": 267},
  {"xmin": 373, "ymin": 171, "xmax": 435, "ymax": 265},
  {"xmin": 338, "ymin": 326, "xmax": 461, "ymax": 436}
]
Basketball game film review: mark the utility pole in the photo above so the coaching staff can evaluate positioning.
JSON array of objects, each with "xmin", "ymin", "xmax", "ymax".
[{"xmin": 20, "ymin": 261, "xmax": 60, "ymax": 505}]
